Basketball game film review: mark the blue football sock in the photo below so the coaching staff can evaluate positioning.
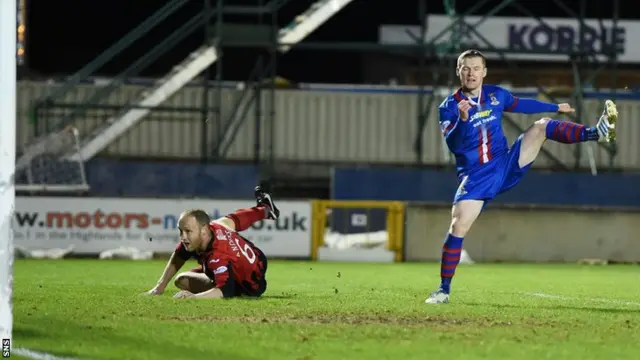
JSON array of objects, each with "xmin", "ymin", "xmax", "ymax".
[{"xmin": 439, "ymin": 233, "xmax": 464, "ymax": 294}]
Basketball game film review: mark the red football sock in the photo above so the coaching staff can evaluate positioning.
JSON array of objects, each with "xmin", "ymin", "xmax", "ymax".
[{"xmin": 226, "ymin": 206, "xmax": 268, "ymax": 231}]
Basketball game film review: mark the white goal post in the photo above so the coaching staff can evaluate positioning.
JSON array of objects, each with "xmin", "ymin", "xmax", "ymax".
[{"xmin": 0, "ymin": 0, "xmax": 16, "ymax": 342}]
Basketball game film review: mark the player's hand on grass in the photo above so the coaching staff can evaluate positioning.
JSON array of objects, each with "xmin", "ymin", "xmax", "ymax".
[
  {"xmin": 142, "ymin": 286, "xmax": 164, "ymax": 296},
  {"xmin": 557, "ymin": 103, "xmax": 575, "ymax": 113},
  {"xmin": 458, "ymin": 100, "xmax": 472, "ymax": 121},
  {"xmin": 173, "ymin": 290, "xmax": 195, "ymax": 299}
]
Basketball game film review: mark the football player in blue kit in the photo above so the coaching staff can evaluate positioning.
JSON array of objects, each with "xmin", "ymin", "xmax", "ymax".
[{"xmin": 426, "ymin": 49, "xmax": 618, "ymax": 304}]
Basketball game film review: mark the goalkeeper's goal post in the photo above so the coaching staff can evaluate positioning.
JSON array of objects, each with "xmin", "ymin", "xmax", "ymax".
[{"xmin": 1, "ymin": 0, "xmax": 16, "ymax": 341}]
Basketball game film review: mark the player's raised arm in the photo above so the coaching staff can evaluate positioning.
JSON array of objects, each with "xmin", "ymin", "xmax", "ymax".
[
  {"xmin": 142, "ymin": 243, "xmax": 189, "ymax": 296},
  {"xmin": 213, "ymin": 185, "xmax": 280, "ymax": 231},
  {"xmin": 501, "ymin": 87, "xmax": 573, "ymax": 114},
  {"xmin": 439, "ymin": 104, "xmax": 462, "ymax": 139}
]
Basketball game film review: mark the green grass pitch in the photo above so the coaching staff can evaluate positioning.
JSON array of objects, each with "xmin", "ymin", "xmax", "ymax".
[{"xmin": 12, "ymin": 259, "xmax": 640, "ymax": 359}]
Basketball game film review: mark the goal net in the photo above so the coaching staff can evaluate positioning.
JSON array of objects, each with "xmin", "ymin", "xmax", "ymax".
[{"xmin": 15, "ymin": 125, "xmax": 90, "ymax": 193}]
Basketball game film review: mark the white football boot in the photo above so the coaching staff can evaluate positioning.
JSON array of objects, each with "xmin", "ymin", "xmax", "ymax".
[
  {"xmin": 425, "ymin": 289, "xmax": 450, "ymax": 304},
  {"xmin": 596, "ymin": 100, "xmax": 618, "ymax": 143}
]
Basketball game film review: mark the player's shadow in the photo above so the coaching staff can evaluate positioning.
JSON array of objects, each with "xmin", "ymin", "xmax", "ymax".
[
  {"xmin": 263, "ymin": 294, "xmax": 296, "ymax": 299},
  {"xmin": 15, "ymin": 318, "xmax": 241, "ymax": 358},
  {"xmin": 12, "ymin": 326, "xmax": 81, "ymax": 359},
  {"xmin": 465, "ymin": 301, "xmax": 640, "ymax": 314},
  {"xmin": 235, "ymin": 294, "xmax": 296, "ymax": 301},
  {"xmin": 13, "ymin": 326, "xmax": 43, "ymax": 339}
]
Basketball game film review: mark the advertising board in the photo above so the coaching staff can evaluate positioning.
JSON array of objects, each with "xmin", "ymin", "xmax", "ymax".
[
  {"xmin": 13, "ymin": 197, "xmax": 311, "ymax": 258},
  {"xmin": 380, "ymin": 15, "xmax": 635, "ymax": 63}
]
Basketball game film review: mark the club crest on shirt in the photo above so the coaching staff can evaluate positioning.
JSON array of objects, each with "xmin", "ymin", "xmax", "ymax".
[{"xmin": 489, "ymin": 93, "xmax": 500, "ymax": 106}]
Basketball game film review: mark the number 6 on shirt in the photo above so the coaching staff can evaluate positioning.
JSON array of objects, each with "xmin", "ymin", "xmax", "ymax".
[{"xmin": 234, "ymin": 238, "xmax": 256, "ymax": 264}]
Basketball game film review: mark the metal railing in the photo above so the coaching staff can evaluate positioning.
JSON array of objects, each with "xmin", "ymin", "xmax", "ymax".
[
  {"xmin": 31, "ymin": 0, "xmax": 202, "ymax": 137},
  {"xmin": 19, "ymin": 81, "xmax": 640, "ymax": 172}
]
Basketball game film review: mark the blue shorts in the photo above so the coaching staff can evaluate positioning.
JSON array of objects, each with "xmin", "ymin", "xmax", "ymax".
[{"xmin": 453, "ymin": 134, "xmax": 532, "ymax": 204}]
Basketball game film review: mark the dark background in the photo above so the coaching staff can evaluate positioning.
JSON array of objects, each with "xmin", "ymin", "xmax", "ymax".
[{"xmin": 23, "ymin": 0, "xmax": 639, "ymax": 84}]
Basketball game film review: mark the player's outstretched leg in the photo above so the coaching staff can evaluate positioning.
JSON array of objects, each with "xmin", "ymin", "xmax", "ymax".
[
  {"xmin": 546, "ymin": 99, "xmax": 617, "ymax": 144},
  {"xmin": 518, "ymin": 100, "xmax": 618, "ymax": 167},
  {"xmin": 255, "ymin": 185, "xmax": 280, "ymax": 219},
  {"xmin": 425, "ymin": 199, "xmax": 484, "ymax": 304}
]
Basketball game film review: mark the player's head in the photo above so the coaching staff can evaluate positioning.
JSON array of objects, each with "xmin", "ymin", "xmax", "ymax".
[
  {"xmin": 178, "ymin": 209, "xmax": 211, "ymax": 252},
  {"xmin": 456, "ymin": 49, "xmax": 487, "ymax": 91}
]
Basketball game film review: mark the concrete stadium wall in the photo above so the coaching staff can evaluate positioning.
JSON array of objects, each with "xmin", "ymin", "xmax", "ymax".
[
  {"xmin": 404, "ymin": 204, "xmax": 640, "ymax": 263},
  {"xmin": 17, "ymin": 81, "xmax": 640, "ymax": 169}
]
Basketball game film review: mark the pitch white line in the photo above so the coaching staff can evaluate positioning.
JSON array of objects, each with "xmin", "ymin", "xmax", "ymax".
[
  {"xmin": 12, "ymin": 348, "xmax": 79, "ymax": 360},
  {"xmin": 524, "ymin": 292, "xmax": 640, "ymax": 307}
]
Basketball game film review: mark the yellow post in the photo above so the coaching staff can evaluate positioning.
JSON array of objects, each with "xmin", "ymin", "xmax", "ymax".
[{"xmin": 309, "ymin": 200, "xmax": 405, "ymax": 262}]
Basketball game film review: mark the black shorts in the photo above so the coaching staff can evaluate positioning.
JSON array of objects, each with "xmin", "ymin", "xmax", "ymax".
[{"xmin": 222, "ymin": 251, "xmax": 268, "ymax": 298}]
